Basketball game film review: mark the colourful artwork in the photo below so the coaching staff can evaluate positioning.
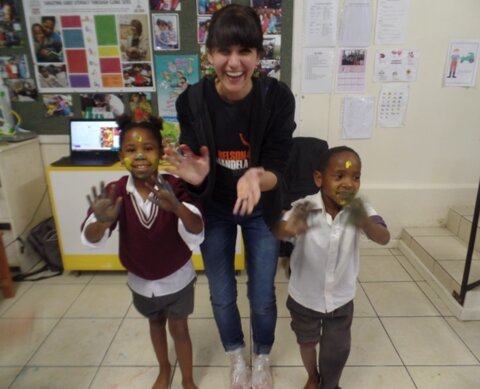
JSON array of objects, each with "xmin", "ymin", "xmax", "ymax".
[
  {"xmin": 24, "ymin": 0, "xmax": 154, "ymax": 92},
  {"xmin": 155, "ymin": 54, "xmax": 199, "ymax": 117}
]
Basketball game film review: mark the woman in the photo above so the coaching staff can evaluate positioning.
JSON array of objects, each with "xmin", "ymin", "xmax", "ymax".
[{"xmin": 165, "ymin": 5, "xmax": 295, "ymax": 389}]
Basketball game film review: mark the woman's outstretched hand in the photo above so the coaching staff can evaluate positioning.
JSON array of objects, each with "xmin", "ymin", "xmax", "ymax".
[
  {"xmin": 163, "ymin": 144, "xmax": 210, "ymax": 186},
  {"xmin": 233, "ymin": 167, "xmax": 265, "ymax": 216}
]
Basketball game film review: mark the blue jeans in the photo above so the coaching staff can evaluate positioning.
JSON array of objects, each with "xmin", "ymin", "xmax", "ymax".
[{"xmin": 201, "ymin": 201, "xmax": 279, "ymax": 355}]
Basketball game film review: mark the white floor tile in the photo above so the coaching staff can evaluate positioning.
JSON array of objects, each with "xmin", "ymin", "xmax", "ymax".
[
  {"xmin": 270, "ymin": 318, "xmax": 302, "ymax": 366},
  {"xmin": 64, "ymin": 284, "xmax": 132, "ymax": 318},
  {"xmin": 89, "ymin": 270, "xmax": 127, "ymax": 284},
  {"xmin": 90, "ymin": 366, "xmax": 161, "ymax": 389},
  {"xmin": 2, "ymin": 284, "xmax": 85, "ymax": 318},
  {"xmin": 349, "ymin": 318, "xmax": 402, "ymax": 365},
  {"xmin": 9, "ymin": 367, "xmax": 96, "ymax": 389},
  {"xmin": 103, "ymin": 318, "xmax": 170, "ymax": 366},
  {"xmin": 29, "ymin": 318, "xmax": 121, "ymax": 366},
  {"xmin": 341, "ymin": 366, "xmax": 416, "ymax": 389},
  {"xmin": 354, "ymin": 285, "xmax": 377, "ymax": 317},
  {"xmin": 395, "ymin": 255, "xmax": 424, "ymax": 281},
  {"xmin": 445, "ymin": 316, "xmax": 480, "ymax": 360},
  {"xmin": 359, "ymin": 255, "xmax": 412, "ymax": 282},
  {"xmin": 0, "ymin": 318, "xmax": 58, "ymax": 366},
  {"xmin": 0, "ymin": 282, "xmax": 33, "ymax": 316},
  {"xmin": 363, "ymin": 282, "xmax": 440, "ymax": 316},
  {"xmin": 416, "ymin": 281, "xmax": 456, "ymax": 317},
  {"xmin": 0, "ymin": 367, "xmax": 21, "ymax": 388},
  {"xmin": 408, "ymin": 366, "xmax": 480, "ymax": 389},
  {"xmin": 382, "ymin": 317, "xmax": 479, "ymax": 365},
  {"xmin": 171, "ymin": 366, "xmax": 230, "ymax": 389},
  {"xmin": 189, "ymin": 318, "xmax": 251, "ymax": 366}
]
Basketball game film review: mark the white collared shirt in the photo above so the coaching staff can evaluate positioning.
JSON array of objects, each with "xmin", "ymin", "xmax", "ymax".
[
  {"xmin": 283, "ymin": 191, "xmax": 377, "ymax": 313},
  {"xmin": 81, "ymin": 175, "xmax": 203, "ymax": 297}
]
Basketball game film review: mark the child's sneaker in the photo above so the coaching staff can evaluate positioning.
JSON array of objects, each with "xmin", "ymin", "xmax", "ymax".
[
  {"xmin": 228, "ymin": 348, "xmax": 251, "ymax": 389},
  {"xmin": 252, "ymin": 353, "xmax": 273, "ymax": 389}
]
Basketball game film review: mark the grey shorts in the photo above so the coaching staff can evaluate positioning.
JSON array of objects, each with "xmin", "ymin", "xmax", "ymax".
[
  {"xmin": 132, "ymin": 278, "xmax": 196, "ymax": 320},
  {"xmin": 287, "ymin": 295, "xmax": 354, "ymax": 345}
]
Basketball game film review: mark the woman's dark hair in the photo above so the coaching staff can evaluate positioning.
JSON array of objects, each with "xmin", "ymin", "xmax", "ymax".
[
  {"xmin": 117, "ymin": 114, "xmax": 163, "ymax": 148},
  {"xmin": 317, "ymin": 146, "xmax": 361, "ymax": 172},
  {"xmin": 206, "ymin": 4, "xmax": 263, "ymax": 53}
]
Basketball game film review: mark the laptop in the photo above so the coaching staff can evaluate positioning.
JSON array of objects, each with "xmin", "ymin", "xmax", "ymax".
[{"xmin": 51, "ymin": 119, "xmax": 121, "ymax": 167}]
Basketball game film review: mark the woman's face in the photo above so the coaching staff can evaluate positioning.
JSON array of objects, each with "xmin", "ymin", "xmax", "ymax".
[{"xmin": 208, "ymin": 45, "xmax": 259, "ymax": 102}]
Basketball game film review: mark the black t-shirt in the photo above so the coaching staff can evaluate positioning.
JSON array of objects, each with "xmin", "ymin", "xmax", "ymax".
[{"xmin": 205, "ymin": 80, "xmax": 254, "ymax": 206}]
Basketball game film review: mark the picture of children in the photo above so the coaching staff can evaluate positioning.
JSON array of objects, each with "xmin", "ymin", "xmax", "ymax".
[
  {"xmin": 31, "ymin": 16, "xmax": 63, "ymax": 62},
  {"xmin": 153, "ymin": 14, "xmax": 179, "ymax": 50},
  {"xmin": 120, "ymin": 17, "xmax": 150, "ymax": 62},
  {"xmin": 6, "ymin": 79, "xmax": 38, "ymax": 102},
  {"xmin": 150, "ymin": 0, "xmax": 181, "ymax": 11},
  {"xmin": 197, "ymin": 0, "xmax": 231, "ymax": 15},
  {"xmin": 37, "ymin": 65, "xmax": 67, "ymax": 88},
  {"xmin": 32, "ymin": 23, "xmax": 61, "ymax": 62},
  {"xmin": 80, "ymin": 93, "xmax": 125, "ymax": 119},
  {"xmin": 0, "ymin": 0, "xmax": 22, "ymax": 48},
  {"xmin": 253, "ymin": 1, "xmax": 283, "ymax": 35},
  {"xmin": 42, "ymin": 94, "xmax": 73, "ymax": 117},
  {"xmin": 123, "ymin": 63, "xmax": 153, "ymax": 87},
  {"xmin": 197, "ymin": 16, "xmax": 211, "ymax": 44},
  {"xmin": 129, "ymin": 92, "xmax": 153, "ymax": 123}
]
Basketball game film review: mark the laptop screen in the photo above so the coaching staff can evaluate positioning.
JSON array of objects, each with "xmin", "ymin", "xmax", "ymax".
[{"xmin": 70, "ymin": 120, "xmax": 120, "ymax": 153}]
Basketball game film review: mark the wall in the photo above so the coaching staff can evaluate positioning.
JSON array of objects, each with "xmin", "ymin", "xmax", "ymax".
[{"xmin": 290, "ymin": 0, "xmax": 480, "ymax": 238}]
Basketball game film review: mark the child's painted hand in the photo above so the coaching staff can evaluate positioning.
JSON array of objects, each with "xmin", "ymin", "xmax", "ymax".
[
  {"xmin": 345, "ymin": 197, "xmax": 368, "ymax": 227},
  {"xmin": 285, "ymin": 201, "xmax": 315, "ymax": 235},
  {"xmin": 146, "ymin": 173, "xmax": 180, "ymax": 213},
  {"xmin": 87, "ymin": 182, "xmax": 122, "ymax": 224}
]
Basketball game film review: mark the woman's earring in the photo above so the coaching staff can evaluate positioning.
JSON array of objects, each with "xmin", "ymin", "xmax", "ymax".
[{"xmin": 253, "ymin": 63, "xmax": 261, "ymax": 78}]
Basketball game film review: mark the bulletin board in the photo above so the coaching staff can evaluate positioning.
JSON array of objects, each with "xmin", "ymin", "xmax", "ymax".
[{"xmin": 3, "ymin": 0, "xmax": 293, "ymax": 135}]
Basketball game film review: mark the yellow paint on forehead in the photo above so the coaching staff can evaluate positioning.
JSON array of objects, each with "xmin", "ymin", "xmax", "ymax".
[
  {"xmin": 136, "ymin": 135, "xmax": 143, "ymax": 142},
  {"xmin": 345, "ymin": 160, "xmax": 352, "ymax": 169}
]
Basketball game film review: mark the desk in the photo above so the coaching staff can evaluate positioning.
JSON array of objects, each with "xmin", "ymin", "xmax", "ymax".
[{"xmin": 46, "ymin": 162, "xmax": 244, "ymax": 271}]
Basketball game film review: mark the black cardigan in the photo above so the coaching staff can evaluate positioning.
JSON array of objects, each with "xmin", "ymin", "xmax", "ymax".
[{"xmin": 176, "ymin": 75, "xmax": 296, "ymax": 228}]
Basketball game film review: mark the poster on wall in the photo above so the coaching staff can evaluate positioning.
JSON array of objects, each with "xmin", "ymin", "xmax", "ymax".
[
  {"xmin": 155, "ymin": 54, "xmax": 199, "ymax": 118},
  {"xmin": 24, "ymin": 0, "xmax": 155, "ymax": 93},
  {"xmin": 373, "ymin": 48, "xmax": 420, "ymax": 82},
  {"xmin": 443, "ymin": 40, "xmax": 480, "ymax": 87},
  {"xmin": 150, "ymin": 0, "xmax": 181, "ymax": 11},
  {"xmin": 0, "ymin": 0, "xmax": 24, "ymax": 48}
]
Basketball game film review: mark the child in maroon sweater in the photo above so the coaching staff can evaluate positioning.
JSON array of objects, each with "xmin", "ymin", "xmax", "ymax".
[{"xmin": 81, "ymin": 115, "xmax": 203, "ymax": 389}]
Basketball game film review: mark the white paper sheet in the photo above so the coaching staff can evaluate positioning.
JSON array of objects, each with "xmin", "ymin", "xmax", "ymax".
[
  {"xmin": 342, "ymin": 95, "xmax": 375, "ymax": 139},
  {"xmin": 301, "ymin": 48, "xmax": 335, "ymax": 94},
  {"xmin": 443, "ymin": 40, "xmax": 480, "ymax": 87},
  {"xmin": 336, "ymin": 48, "xmax": 367, "ymax": 93},
  {"xmin": 374, "ymin": 48, "xmax": 420, "ymax": 82},
  {"xmin": 304, "ymin": 0, "xmax": 338, "ymax": 47},
  {"xmin": 375, "ymin": 0, "xmax": 410, "ymax": 45},
  {"xmin": 339, "ymin": 0, "xmax": 372, "ymax": 47},
  {"xmin": 377, "ymin": 84, "xmax": 409, "ymax": 127}
]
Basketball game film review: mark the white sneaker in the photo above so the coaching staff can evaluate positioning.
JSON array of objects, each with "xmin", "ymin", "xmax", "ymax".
[
  {"xmin": 228, "ymin": 348, "xmax": 251, "ymax": 389},
  {"xmin": 252, "ymin": 354, "xmax": 273, "ymax": 389}
]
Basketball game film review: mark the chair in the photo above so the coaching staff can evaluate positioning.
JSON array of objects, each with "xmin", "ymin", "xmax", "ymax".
[{"xmin": 279, "ymin": 137, "xmax": 329, "ymax": 262}]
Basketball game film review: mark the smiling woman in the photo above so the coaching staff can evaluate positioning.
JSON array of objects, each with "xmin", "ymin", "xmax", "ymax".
[{"xmin": 162, "ymin": 4, "xmax": 296, "ymax": 389}]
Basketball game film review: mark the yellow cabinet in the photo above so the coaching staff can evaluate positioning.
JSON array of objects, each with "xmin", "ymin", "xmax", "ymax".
[{"xmin": 46, "ymin": 163, "xmax": 244, "ymax": 271}]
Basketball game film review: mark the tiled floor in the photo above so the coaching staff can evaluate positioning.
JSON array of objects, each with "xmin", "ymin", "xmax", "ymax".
[{"xmin": 2, "ymin": 248, "xmax": 480, "ymax": 389}]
